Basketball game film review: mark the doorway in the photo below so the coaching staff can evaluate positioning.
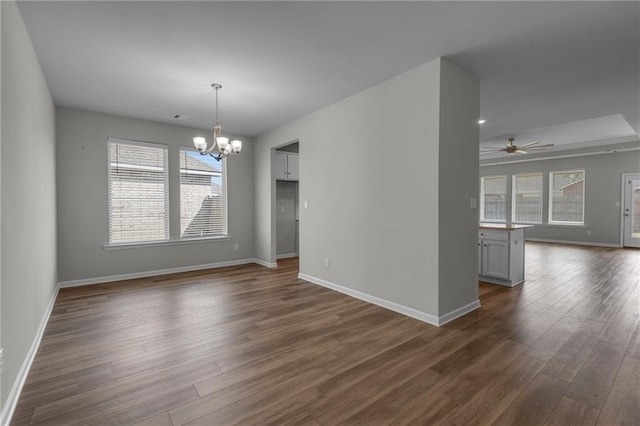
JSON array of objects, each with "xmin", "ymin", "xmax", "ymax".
[
  {"xmin": 622, "ymin": 173, "xmax": 640, "ymax": 248},
  {"xmin": 275, "ymin": 142, "xmax": 299, "ymax": 260}
]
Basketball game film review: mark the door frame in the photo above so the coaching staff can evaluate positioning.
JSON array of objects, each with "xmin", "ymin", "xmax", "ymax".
[
  {"xmin": 620, "ymin": 172, "xmax": 640, "ymax": 247},
  {"xmin": 271, "ymin": 139, "xmax": 300, "ymax": 266}
]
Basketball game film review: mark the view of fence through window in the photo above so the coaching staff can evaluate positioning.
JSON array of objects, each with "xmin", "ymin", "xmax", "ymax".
[
  {"xmin": 481, "ymin": 175, "xmax": 507, "ymax": 221},
  {"xmin": 550, "ymin": 170, "xmax": 585, "ymax": 224},
  {"xmin": 513, "ymin": 173, "xmax": 542, "ymax": 223},
  {"xmin": 180, "ymin": 149, "xmax": 226, "ymax": 238}
]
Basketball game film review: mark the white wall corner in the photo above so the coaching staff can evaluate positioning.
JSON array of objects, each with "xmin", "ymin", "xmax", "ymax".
[
  {"xmin": 0, "ymin": 286, "xmax": 59, "ymax": 426},
  {"xmin": 252, "ymin": 258, "xmax": 278, "ymax": 268},
  {"xmin": 299, "ymin": 273, "xmax": 441, "ymax": 326},
  {"xmin": 437, "ymin": 299, "xmax": 481, "ymax": 326}
]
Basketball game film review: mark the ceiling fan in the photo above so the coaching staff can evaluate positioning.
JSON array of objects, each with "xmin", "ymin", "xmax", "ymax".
[{"xmin": 480, "ymin": 138, "xmax": 554, "ymax": 156}]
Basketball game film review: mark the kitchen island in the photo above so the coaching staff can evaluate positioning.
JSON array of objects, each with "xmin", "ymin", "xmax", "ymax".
[{"xmin": 478, "ymin": 223, "xmax": 532, "ymax": 287}]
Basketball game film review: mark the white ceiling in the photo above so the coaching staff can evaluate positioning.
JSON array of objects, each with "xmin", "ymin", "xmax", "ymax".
[{"xmin": 17, "ymin": 1, "xmax": 640, "ymax": 149}]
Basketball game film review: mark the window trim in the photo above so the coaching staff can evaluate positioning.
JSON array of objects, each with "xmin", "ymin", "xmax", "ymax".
[
  {"xmin": 104, "ymin": 235, "xmax": 232, "ymax": 250},
  {"xmin": 178, "ymin": 146, "xmax": 229, "ymax": 240},
  {"xmin": 107, "ymin": 137, "xmax": 170, "ymax": 245},
  {"xmin": 511, "ymin": 172, "xmax": 543, "ymax": 224},
  {"xmin": 548, "ymin": 169, "xmax": 586, "ymax": 226},
  {"xmin": 480, "ymin": 174, "xmax": 508, "ymax": 223}
]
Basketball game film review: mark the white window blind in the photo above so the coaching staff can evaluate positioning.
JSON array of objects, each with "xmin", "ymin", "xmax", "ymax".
[
  {"xmin": 180, "ymin": 148, "xmax": 227, "ymax": 238},
  {"xmin": 549, "ymin": 170, "xmax": 585, "ymax": 225},
  {"xmin": 481, "ymin": 175, "xmax": 507, "ymax": 222},
  {"xmin": 512, "ymin": 173, "xmax": 543, "ymax": 223},
  {"xmin": 108, "ymin": 139, "xmax": 169, "ymax": 244}
]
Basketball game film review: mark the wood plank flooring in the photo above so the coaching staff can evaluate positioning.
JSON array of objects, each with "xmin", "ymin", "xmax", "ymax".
[{"xmin": 10, "ymin": 243, "xmax": 640, "ymax": 425}]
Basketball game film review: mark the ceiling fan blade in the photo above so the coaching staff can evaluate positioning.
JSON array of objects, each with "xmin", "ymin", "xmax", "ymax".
[
  {"xmin": 481, "ymin": 147, "xmax": 505, "ymax": 151},
  {"xmin": 515, "ymin": 149, "xmax": 527, "ymax": 154},
  {"xmin": 480, "ymin": 151, "xmax": 501, "ymax": 156},
  {"xmin": 519, "ymin": 141, "xmax": 541, "ymax": 148},
  {"xmin": 526, "ymin": 143, "xmax": 555, "ymax": 149}
]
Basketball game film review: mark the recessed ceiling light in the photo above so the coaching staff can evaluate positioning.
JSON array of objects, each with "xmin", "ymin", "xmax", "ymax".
[{"xmin": 478, "ymin": 119, "xmax": 486, "ymax": 125}]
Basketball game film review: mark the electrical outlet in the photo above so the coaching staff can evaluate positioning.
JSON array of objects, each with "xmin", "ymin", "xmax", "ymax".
[
  {"xmin": 470, "ymin": 197, "xmax": 477, "ymax": 209},
  {"xmin": 0, "ymin": 348, "xmax": 4, "ymax": 374},
  {"xmin": 587, "ymin": 230, "xmax": 592, "ymax": 236},
  {"xmin": 233, "ymin": 243, "xmax": 239, "ymax": 251},
  {"xmin": 324, "ymin": 258, "xmax": 330, "ymax": 268},
  {"xmin": 304, "ymin": 201, "xmax": 309, "ymax": 209}
]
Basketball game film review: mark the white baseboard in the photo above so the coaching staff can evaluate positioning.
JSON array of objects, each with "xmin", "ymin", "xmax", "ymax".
[
  {"xmin": 252, "ymin": 258, "xmax": 278, "ymax": 268},
  {"xmin": 58, "ymin": 258, "xmax": 259, "ymax": 288},
  {"xmin": 298, "ymin": 273, "xmax": 480, "ymax": 327},
  {"xmin": 438, "ymin": 300, "xmax": 482, "ymax": 326},
  {"xmin": 526, "ymin": 238, "xmax": 621, "ymax": 248},
  {"xmin": 0, "ymin": 285, "xmax": 59, "ymax": 426},
  {"xmin": 276, "ymin": 253, "xmax": 298, "ymax": 260}
]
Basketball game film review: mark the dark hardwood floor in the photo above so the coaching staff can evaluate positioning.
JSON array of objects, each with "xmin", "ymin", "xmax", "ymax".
[{"xmin": 10, "ymin": 242, "xmax": 640, "ymax": 425}]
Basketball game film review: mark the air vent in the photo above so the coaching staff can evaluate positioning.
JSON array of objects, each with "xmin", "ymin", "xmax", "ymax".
[{"xmin": 172, "ymin": 114, "xmax": 191, "ymax": 121}]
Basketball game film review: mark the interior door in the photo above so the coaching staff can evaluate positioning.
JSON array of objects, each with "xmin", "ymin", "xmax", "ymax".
[{"xmin": 623, "ymin": 173, "xmax": 640, "ymax": 248}]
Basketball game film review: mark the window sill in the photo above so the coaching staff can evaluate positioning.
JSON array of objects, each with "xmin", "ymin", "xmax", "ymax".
[
  {"xmin": 484, "ymin": 222, "xmax": 586, "ymax": 228},
  {"xmin": 104, "ymin": 235, "xmax": 232, "ymax": 250},
  {"xmin": 534, "ymin": 223, "xmax": 586, "ymax": 228}
]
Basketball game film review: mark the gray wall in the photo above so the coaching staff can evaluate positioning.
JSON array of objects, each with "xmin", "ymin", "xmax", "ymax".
[
  {"xmin": 0, "ymin": 0, "xmax": 3, "ymax": 406},
  {"xmin": 1, "ymin": 0, "xmax": 57, "ymax": 409},
  {"xmin": 276, "ymin": 180, "xmax": 298, "ymax": 256},
  {"xmin": 481, "ymin": 149, "xmax": 640, "ymax": 246},
  {"xmin": 255, "ymin": 58, "xmax": 479, "ymax": 319},
  {"xmin": 438, "ymin": 59, "xmax": 480, "ymax": 315},
  {"xmin": 56, "ymin": 108, "xmax": 255, "ymax": 282}
]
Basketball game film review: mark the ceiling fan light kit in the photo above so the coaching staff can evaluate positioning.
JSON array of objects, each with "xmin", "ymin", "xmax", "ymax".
[
  {"xmin": 481, "ymin": 137, "xmax": 554, "ymax": 156},
  {"xmin": 193, "ymin": 83, "xmax": 242, "ymax": 162}
]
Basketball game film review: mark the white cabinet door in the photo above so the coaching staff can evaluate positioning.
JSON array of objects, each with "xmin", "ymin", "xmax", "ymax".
[
  {"xmin": 287, "ymin": 154, "xmax": 299, "ymax": 181},
  {"xmin": 482, "ymin": 240, "xmax": 509, "ymax": 280},
  {"xmin": 275, "ymin": 152, "xmax": 299, "ymax": 181},
  {"xmin": 274, "ymin": 152, "xmax": 288, "ymax": 180}
]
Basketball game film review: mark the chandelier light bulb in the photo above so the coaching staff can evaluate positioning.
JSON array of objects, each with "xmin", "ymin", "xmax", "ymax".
[
  {"xmin": 231, "ymin": 139, "xmax": 243, "ymax": 154},
  {"xmin": 193, "ymin": 137, "xmax": 207, "ymax": 152},
  {"xmin": 216, "ymin": 137, "xmax": 230, "ymax": 151}
]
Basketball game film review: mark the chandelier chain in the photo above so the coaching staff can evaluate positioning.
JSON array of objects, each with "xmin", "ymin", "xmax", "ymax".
[{"xmin": 215, "ymin": 85, "xmax": 220, "ymax": 124}]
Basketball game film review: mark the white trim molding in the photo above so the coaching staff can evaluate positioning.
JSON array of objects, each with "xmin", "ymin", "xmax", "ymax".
[
  {"xmin": 526, "ymin": 238, "xmax": 620, "ymax": 248},
  {"xmin": 0, "ymin": 286, "xmax": 59, "ymax": 426},
  {"xmin": 59, "ymin": 258, "xmax": 259, "ymax": 288},
  {"xmin": 298, "ymin": 273, "xmax": 480, "ymax": 327},
  {"xmin": 252, "ymin": 258, "xmax": 278, "ymax": 268},
  {"xmin": 103, "ymin": 235, "xmax": 232, "ymax": 250},
  {"xmin": 276, "ymin": 253, "xmax": 299, "ymax": 260},
  {"xmin": 438, "ymin": 300, "xmax": 482, "ymax": 325}
]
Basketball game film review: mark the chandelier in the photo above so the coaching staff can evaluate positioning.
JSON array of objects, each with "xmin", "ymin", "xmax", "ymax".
[{"xmin": 193, "ymin": 83, "xmax": 242, "ymax": 161}]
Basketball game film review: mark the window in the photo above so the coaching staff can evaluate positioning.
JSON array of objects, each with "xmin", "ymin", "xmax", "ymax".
[
  {"xmin": 549, "ymin": 170, "xmax": 585, "ymax": 225},
  {"xmin": 512, "ymin": 173, "xmax": 543, "ymax": 223},
  {"xmin": 481, "ymin": 175, "xmax": 507, "ymax": 222},
  {"xmin": 180, "ymin": 148, "xmax": 227, "ymax": 238},
  {"xmin": 108, "ymin": 139, "xmax": 169, "ymax": 244}
]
